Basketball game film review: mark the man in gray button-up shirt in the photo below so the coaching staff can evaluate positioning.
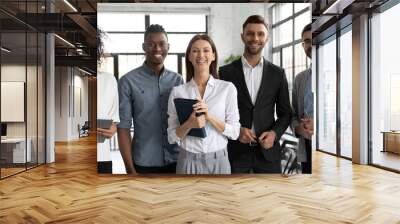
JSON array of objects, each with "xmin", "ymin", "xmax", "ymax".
[
  {"xmin": 117, "ymin": 24, "xmax": 183, "ymax": 174},
  {"xmin": 292, "ymin": 23, "xmax": 313, "ymax": 174}
]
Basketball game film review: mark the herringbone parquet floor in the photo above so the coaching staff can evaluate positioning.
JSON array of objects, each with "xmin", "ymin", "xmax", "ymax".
[{"xmin": 1, "ymin": 135, "xmax": 400, "ymax": 223}]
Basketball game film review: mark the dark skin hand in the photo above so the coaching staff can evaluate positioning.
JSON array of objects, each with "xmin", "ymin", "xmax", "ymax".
[{"xmin": 117, "ymin": 128, "xmax": 137, "ymax": 175}]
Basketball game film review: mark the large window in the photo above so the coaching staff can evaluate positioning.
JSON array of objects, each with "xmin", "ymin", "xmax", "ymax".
[
  {"xmin": 282, "ymin": 46, "xmax": 293, "ymax": 93},
  {"xmin": 316, "ymin": 23, "xmax": 353, "ymax": 159},
  {"xmin": 339, "ymin": 27, "xmax": 352, "ymax": 159},
  {"xmin": 98, "ymin": 13, "xmax": 207, "ymax": 81},
  {"xmin": 97, "ymin": 13, "xmax": 146, "ymax": 32},
  {"xmin": 317, "ymin": 35, "xmax": 337, "ymax": 155},
  {"xmin": 370, "ymin": 2, "xmax": 400, "ymax": 171},
  {"xmin": 271, "ymin": 3, "xmax": 311, "ymax": 100}
]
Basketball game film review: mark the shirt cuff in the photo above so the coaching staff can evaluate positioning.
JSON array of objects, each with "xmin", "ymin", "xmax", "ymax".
[
  {"xmin": 168, "ymin": 129, "xmax": 182, "ymax": 146},
  {"xmin": 117, "ymin": 121, "xmax": 131, "ymax": 129},
  {"xmin": 222, "ymin": 123, "xmax": 240, "ymax": 140}
]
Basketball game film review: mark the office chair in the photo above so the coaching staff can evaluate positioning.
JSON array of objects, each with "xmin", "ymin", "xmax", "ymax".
[{"xmin": 79, "ymin": 121, "xmax": 90, "ymax": 138}]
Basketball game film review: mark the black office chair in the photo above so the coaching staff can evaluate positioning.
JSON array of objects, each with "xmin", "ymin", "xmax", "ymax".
[
  {"xmin": 281, "ymin": 140, "xmax": 300, "ymax": 175},
  {"xmin": 280, "ymin": 132, "xmax": 301, "ymax": 176},
  {"xmin": 79, "ymin": 121, "xmax": 90, "ymax": 138}
]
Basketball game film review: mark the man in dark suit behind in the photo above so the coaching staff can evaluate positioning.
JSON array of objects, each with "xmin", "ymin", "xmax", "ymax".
[{"xmin": 219, "ymin": 15, "xmax": 292, "ymax": 173}]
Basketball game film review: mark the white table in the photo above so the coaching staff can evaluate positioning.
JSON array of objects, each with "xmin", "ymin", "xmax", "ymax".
[{"xmin": 1, "ymin": 138, "xmax": 31, "ymax": 163}]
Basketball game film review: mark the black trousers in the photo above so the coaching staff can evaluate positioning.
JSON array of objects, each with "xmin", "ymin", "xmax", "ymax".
[
  {"xmin": 98, "ymin": 161, "xmax": 112, "ymax": 174},
  {"xmin": 301, "ymin": 139, "xmax": 312, "ymax": 174},
  {"xmin": 230, "ymin": 145, "xmax": 281, "ymax": 174},
  {"xmin": 134, "ymin": 162, "xmax": 177, "ymax": 174}
]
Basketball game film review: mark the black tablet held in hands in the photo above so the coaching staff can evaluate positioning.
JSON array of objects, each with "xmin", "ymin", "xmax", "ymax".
[
  {"xmin": 97, "ymin": 119, "xmax": 113, "ymax": 143},
  {"xmin": 173, "ymin": 98, "xmax": 207, "ymax": 138}
]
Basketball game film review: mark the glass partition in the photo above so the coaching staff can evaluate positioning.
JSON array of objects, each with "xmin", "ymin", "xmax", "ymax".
[
  {"xmin": 27, "ymin": 30, "xmax": 38, "ymax": 169},
  {"xmin": 1, "ymin": 30, "xmax": 28, "ymax": 177},
  {"xmin": 0, "ymin": 1, "xmax": 46, "ymax": 178},
  {"xmin": 38, "ymin": 33, "xmax": 45, "ymax": 165}
]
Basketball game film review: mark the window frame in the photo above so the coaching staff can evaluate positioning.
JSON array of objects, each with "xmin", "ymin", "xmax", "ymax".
[
  {"xmin": 315, "ymin": 22, "xmax": 353, "ymax": 160},
  {"xmin": 271, "ymin": 4, "xmax": 311, "ymax": 95},
  {"xmin": 99, "ymin": 14, "xmax": 208, "ymax": 79}
]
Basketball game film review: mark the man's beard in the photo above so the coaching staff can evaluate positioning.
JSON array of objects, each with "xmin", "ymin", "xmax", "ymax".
[{"xmin": 245, "ymin": 45, "xmax": 263, "ymax": 55}]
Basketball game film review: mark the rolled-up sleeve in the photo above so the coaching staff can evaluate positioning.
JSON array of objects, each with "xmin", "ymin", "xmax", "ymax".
[
  {"xmin": 222, "ymin": 83, "xmax": 240, "ymax": 140},
  {"xmin": 167, "ymin": 87, "xmax": 182, "ymax": 145},
  {"xmin": 117, "ymin": 77, "xmax": 133, "ymax": 129},
  {"xmin": 111, "ymin": 76, "xmax": 120, "ymax": 123}
]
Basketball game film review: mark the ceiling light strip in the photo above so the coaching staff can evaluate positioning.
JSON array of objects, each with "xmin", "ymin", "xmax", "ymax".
[
  {"xmin": 54, "ymin": 34, "xmax": 75, "ymax": 48},
  {"xmin": 1, "ymin": 47, "xmax": 11, "ymax": 53},
  {"xmin": 78, "ymin": 68, "xmax": 93, "ymax": 76},
  {"xmin": 63, "ymin": 0, "xmax": 78, "ymax": 12}
]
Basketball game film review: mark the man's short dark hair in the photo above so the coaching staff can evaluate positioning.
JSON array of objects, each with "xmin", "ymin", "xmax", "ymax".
[
  {"xmin": 144, "ymin": 24, "xmax": 168, "ymax": 41},
  {"xmin": 302, "ymin": 23, "xmax": 312, "ymax": 38},
  {"xmin": 242, "ymin": 15, "xmax": 269, "ymax": 31}
]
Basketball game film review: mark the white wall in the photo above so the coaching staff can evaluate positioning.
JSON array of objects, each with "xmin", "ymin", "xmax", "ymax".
[
  {"xmin": 1, "ymin": 65, "xmax": 31, "ymax": 138},
  {"xmin": 54, "ymin": 67, "xmax": 89, "ymax": 141},
  {"xmin": 1, "ymin": 63, "xmax": 46, "ymax": 164},
  {"xmin": 55, "ymin": 66, "xmax": 68, "ymax": 141},
  {"xmin": 1, "ymin": 65, "xmax": 26, "ymax": 142},
  {"xmin": 72, "ymin": 72, "xmax": 89, "ymax": 138},
  {"xmin": 98, "ymin": 3, "xmax": 273, "ymax": 67}
]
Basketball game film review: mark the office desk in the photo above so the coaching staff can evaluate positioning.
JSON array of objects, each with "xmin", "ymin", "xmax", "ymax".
[
  {"xmin": 1, "ymin": 138, "xmax": 31, "ymax": 163},
  {"xmin": 381, "ymin": 131, "xmax": 400, "ymax": 154}
]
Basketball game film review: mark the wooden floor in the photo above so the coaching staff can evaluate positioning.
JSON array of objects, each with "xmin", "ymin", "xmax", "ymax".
[
  {"xmin": 1, "ymin": 136, "xmax": 400, "ymax": 223},
  {"xmin": 1, "ymin": 163, "xmax": 45, "ymax": 178},
  {"xmin": 0, "ymin": 167, "xmax": 26, "ymax": 178}
]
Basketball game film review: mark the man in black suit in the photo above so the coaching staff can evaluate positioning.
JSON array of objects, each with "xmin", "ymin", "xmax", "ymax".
[{"xmin": 219, "ymin": 15, "xmax": 292, "ymax": 173}]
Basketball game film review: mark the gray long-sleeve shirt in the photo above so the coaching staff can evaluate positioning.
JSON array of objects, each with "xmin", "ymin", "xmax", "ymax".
[
  {"xmin": 291, "ymin": 68, "xmax": 312, "ymax": 162},
  {"xmin": 118, "ymin": 63, "xmax": 183, "ymax": 167}
]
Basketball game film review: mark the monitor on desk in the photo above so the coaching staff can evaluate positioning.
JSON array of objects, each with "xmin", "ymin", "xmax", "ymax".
[{"xmin": 1, "ymin": 123, "xmax": 7, "ymax": 138}]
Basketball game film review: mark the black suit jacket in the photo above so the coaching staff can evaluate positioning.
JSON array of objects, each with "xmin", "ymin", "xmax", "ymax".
[{"xmin": 219, "ymin": 58, "xmax": 292, "ymax": 163}]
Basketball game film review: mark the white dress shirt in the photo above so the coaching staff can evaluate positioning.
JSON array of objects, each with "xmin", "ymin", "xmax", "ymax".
[
  {"xmin": 97, "ymin": 71, "xmax": 119, "ymax": 161},
  {"xmin": 241, "ymin": 55, "xmax": 264, "ymax": 131},
  {"xmin": 241, "ymin": 55, "xmax": 264, "ymax": 105},
  {"xmin": 167, "ymin": 76, "xmax": 240, "ymax": 154}
]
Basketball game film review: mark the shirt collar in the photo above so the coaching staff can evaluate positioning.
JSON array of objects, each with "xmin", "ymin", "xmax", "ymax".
[
  {"xmin": 189, "ymin": 75, "xmax": 215, "ymax": 88},
  {"xmin": 241, "ymin": 55, "xmax": 264, "ymax": 69},
  {"xmin": 142, "ymin": 62, "xmax": 166, "ymax": 77}
]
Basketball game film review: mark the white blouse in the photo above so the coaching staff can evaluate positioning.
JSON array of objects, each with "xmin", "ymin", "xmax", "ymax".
[
  {"xmin": 97, "ymin": 72, "xmax": 119, "ymax": 161},
  {"xmin": 167, "ymin": 76, "xmax": 240, "ymax": 154}
]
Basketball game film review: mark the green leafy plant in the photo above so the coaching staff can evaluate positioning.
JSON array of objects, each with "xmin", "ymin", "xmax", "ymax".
[{"xmin": 223, "ymin": 54, "xmax": 241, "ymax": 65}]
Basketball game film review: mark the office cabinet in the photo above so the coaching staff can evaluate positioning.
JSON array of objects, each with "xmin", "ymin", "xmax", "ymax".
[
  {"xmin": 0, "ymin": 138, "xmax": 32, "ymax": 165},
  {"xmin": 382, "ymin": 132, "xmax": 400, "ymax": 154}
]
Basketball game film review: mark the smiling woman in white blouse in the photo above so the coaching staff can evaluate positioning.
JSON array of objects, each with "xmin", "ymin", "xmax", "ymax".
[{"xmin": 167, "ymin": 34, "xmax": 240, "ymax": 175}]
